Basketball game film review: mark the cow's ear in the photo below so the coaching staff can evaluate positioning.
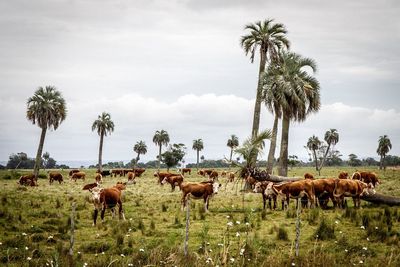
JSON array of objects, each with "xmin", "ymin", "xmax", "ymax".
[{"xmin": 88, "ymin": 188, "xmax": 92, "ymax": 192}]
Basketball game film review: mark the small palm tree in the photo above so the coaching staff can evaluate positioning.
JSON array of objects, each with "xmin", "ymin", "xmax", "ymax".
[
  {"xmin": 235, "ymin": 130, "xmax": 272, "ymax": 169},
  {"xmin": 307, "ymin": 135, "xmax": 321, "ymax": 172},
  {"xmin": 92, "ymin": 112, "xmax": 114, "ymax": 172},
  {"xmin": 153, "ymin": 130, "xmax": 170, "ymax": 171},
  {"xmin": 192, "ymin": 139, "xmax": 204, "ymax": 169},
  {"xmin": 27, "ymin": 86, "xmax": 67, "ymax": 179},
  {"xmin": 377, "ymin": 135, "xmax": 392, "ymax": 170},
  {"xmin": 318, "ymin": 129, "xmax": 339, "ymax": 173},
  {"xmin": 241, "ymin": 19, "xmax": 290, "ymax": 139},
  {"xmin": 133, "ymin": 141, "xmax": 147, "ymax": 168},
  {"xmin": 227, "ymin": 135, "xmax": 239, "ymax": 168}
]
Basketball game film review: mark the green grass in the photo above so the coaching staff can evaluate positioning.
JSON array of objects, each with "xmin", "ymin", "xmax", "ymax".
[{"xmin": 0, "ymin": 167, "xmax": 399, "ymax": 266}]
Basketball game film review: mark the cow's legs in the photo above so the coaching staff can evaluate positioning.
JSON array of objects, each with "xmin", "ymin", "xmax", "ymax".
[
  {"xmin": 93, "ymin": 209, "xmax": 98, "ymax": 226},
  {"xmin": 262, "ymin": 194, "xmax": 266, "ymax": 210},
  {"xmin": 181, "ymin": 194, "xmax": 188, "ymax": 211},
  {"xmin": 101, "ymin": 207, "xmax": 106, "ymax": 222},
  {"xmin": 204, "ymin": 196, "xmax": 209, "ymax": 212},
  {"xmin": 118, "ymin": 202, "xmax": 125, "ymax": 220}
]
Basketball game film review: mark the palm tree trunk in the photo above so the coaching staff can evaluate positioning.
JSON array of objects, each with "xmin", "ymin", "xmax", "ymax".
[
  {"xmin": 33, "ymin": 127, "xmax": 47, "ymax": 179},
  {"xmin": 134, "ymin": 153, "xmax": 140, "ymax": 169},
  {"xmin": 196, "ymin": 150, "xmax": 199, "ymax": 169},
  {"xmin": 317, "ymin": 144, "xmax": 331, "ymax": 174},
  {"xmin": 379, "ymin": 155, "xmax": 383, "ymax": 170},
  {"xmin": 251, "ymin": 52, "xmax": 267, "ymax": 139},
  {"xmin": 98, "ymin": 131, "xmax": 104, "ymax": 172},
  {"xmin": 158, "ymin": 145, "xmax": 162, "ymax": 172},
  {"xmin": 266, "ymin": 113, "xmax": 279, "ymax": 174},
  {"xmin": 278, "ymin": 114, "xmax": 289, "ymax": 176},
  {"xmin": 229, "ymin": 148, "xmax": 233, "ymax": 171},
  {"xmin": 313, "ymin": 150, "xmax": 319, "ymax": 175},
  {"xmin": 383, "ymin": 154, "xmax": 386, "ymax": 170}
]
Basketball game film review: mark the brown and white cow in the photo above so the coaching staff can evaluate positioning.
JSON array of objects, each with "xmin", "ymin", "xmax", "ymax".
[
  {"xmin": 161, "ymin": 174, "xmax": 184, "ymax": 191},
  {"xmin": 208, "ymin": 171, "xmax": 219, "ymax": 182},
  {"xmin": 265, "ymin": 180, "xmax": 316, "ymax": 209},
  {"xmin": 154, "ymin": 172, "xmax": 179, "ymax": 184},
  {"xmin": 95, "ymin": 173, "xmax": 103, "ymax": 184},
  {"xmin": 227, "ymin": 172, "xmax": 235, "ymax": 183},
  {"xmin": 221, "ymin": 171, "xmax": 227, "ymax": 177},
  {"xmin": 179, "ymin": 181, "xmax": 221, "ymax": 212},
  {"xmin": 68, "ymin": 169, "xmax": 80, "ymax": 177},
  {"xmin": 71, "ymin": 171, "xmax": 86, "ymax": 182},
  {"xmin": 253, "ymin": 181, "xmax": 279, "ymax": 210},
  {"xmin": 49, "ymin": 172, "xmax": 63, "ymax": 184},
  {"xmin": 111, "ymin": 169, "xmax": 124, "ymax": 177},
  {"xmin": 82, "ymin": 182, "xmax": 100, "ymax": 191},
  {"xmin": 127, "ymin": 172, "xmax": 137, "ymax": 184},
  {"xmin": 89, "ymin": 182, "xmax": 126, "ymax": 226},
  {"xmin": 18, "ymin": 174, "xmax": 37, "ymax": 186},
  {"xmin": 338, "ymin": 172, "xmax": 349, "ymax": 179},
  {"xmin": 246, "ymin": 176, "xmax": 257, "ymax": 189},
  {"xmin": 304, "ymin": 173, "xmax": 314, "ymax": 180},
  {"xmin": 311, "ymin": 178, "xmax": 337, "ymax": 208},
  {"xmin": 333, "ymin": 179, "xmax": 373, "ymax": 208},
  {"xmin": 197, "ymin": 169, "xmax": 206, "ymax": 177},
  {"xmin": 204, "ymin": 169, "xmax": 213, "ymax": 177},
  {"xmin": 133, "ymin": 168, "xmax": 146, "ymax": 177},
  {"xmin": 181, "ymin": 168, "xmax": 191, "ymax": 175},
  {"xmin": 351, "ymin": 171, "xmax": 380, "ymax": 187}
]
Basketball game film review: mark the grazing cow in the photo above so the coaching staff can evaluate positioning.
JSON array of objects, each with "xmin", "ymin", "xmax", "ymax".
[
  {"xmin": 333, "ymin": 179, "xmax": 373, "ymax": 208},
  {"xmin": 89, "ymin": 182, "xmax": 126, "ymax": 226},
  {"xmin": 97, "ymin": 170, "xmax": 111, "ymax": 178},
  {"xmin": 265, "ymin": 180, "xmax": 316, "ymax": 209},
  {"xmin": 204, "ymin": 169, "xmax": 213, "ymax": 176},
  {"xmin": 228, "ymin": 172, "xmax": 235, "ymax": 182},
  {"xmin": 71, "ymin": 172, "xmax": 86, "ymax": 182},
  {"xmin": 246, "ymin": 176, "xmax": 257, "ymax": 189},
  {"xmin": 197, "ymin": 169, "xmax": 206, "ymax": 176},
  {"xmin": 133, "ymin": 168, "xmax": 146, "ymax": 177},
  {"xmin": 179, "ymin": 181, "xmax": 221, "ymax": 212},
  {"xmin": 82, "ymin": 182, "xmax": 100, "ymax": 191},
  {"xmin": 181, "ymin": 168, "xmax": 191, "ymax": 175},
  {"xmin": 338, "ymin": 172, "xmax": 348, "ymax": 179},
  {"xmin": 127, "ymin": 172, "xmax": 136, "ymax": 184},
  {"xmin": 18, "ymin": 174, "xmax": 37, "ymax": 186},
  {"xmin": 161, "ymin": 175, "xmax": 184, "ymax": 191},
  {"xmin": 253, "ymin": 181, "xmax": 278, "ymax": 210},
  {"xmin": 351, "ymin": 171, "xmax": 380, "ymax": 187},
  {"xmin": 311, "ymin": 178, "xmax": 337, "ymax": 208},
  {"xmin": 69, "ymin": 169, "xmax": 80, "ymax": 177},
  {"xmin": 49, "ymin": 172, "xmax": 63, "ymax": 185},
  {"xmin": 221, "ymin": 171, "xmax": 227, "ymax": 177},
  {"xmin": 209, "ymin": 171, "xmax": 219, "ymax": 181},
  {"xmin": 111, "ymin": 169, "xmax": 123, "ymax": 177},
  {"xmin": 304, "ymin": 173, "xmax": 314, "ymax": 180},
  {"xmin": 95, "ymin": 173, "xmax": 103, "ymax": 184},
  {"xmin": 154, "ymin": 172, "xmax": 179, "ymax": 184}
]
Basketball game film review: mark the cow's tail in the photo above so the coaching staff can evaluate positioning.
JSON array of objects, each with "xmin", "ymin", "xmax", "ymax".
[{"xmin": 333, "ymin": 179, "xmax": 341, "ymax": 198}]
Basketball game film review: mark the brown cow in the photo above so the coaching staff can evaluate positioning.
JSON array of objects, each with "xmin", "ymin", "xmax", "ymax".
[
  {"xmin": 95, "ymin": 173, "xmax": 103, "ymax": 184},
  {"xmin": 204, "ymin": 169, "xmax": 213, "ymax": 176},
  {"xmin": 253, "ymin": 181, "xmax": 279, "ymax": 210},
  {"xmin": 49, "ymin": 172, "xmax": 63, "ymax": 185},
  {"xmin": 111, "ymin": 169, "xmax": 123, "ymax": 177},
  {"xmin": 351, "ymin": 171, "xmax": 380, "ymax": 187},
  {"xmin": 89, "ymin": 182, "xmax": 126, "ymax": 225},
  {"xmin": 71, "ymin": 172, "xmax": 86, "ymax": 182},
  {"xmin": 127, "ymin": 172, "xmax": 137, "ymax": 184},
  {"xmin": 208, "ymin": 171, "xmax": 219, "ymax": 182},
  {"xmin": 154, "ymin": 172, "xmax": 179, "ymax": 184},
  {"xmin": 18, "ymin": 174, "xmax": 37, "ymax": 186},
  {"xmin": 68, "ymin": 169, "xmax": 79, "ymax": 177},
  {"xmin": 265, "ymin": 180, "xmax": 316, "ymax": 209},
  {"xmin": 133, "ymin": 168, "xmax": 146, "ymax": 177},
  {"xmin": 197, "ymin": 169, "xmax": 206, "ymax": 176},
  {"xmin": 228, "ymin": 172, "xmax": 235, "ymax": 182},
  {"xmin": 338, "ymin": 172, "xmax": 348, "ymax": 179},
  {"xmin": 82, "ymin": 182, "xmax": 100, "ymax": 191},
  {"xmin": 311, "ymin": 178, "xmax": 337, "ymax": 208},
  {"xmin": 221, "ymin": 171, "xmax": 227, "ymax": 177},
  {"xmin": 179, "ymin": 181, "xmax": 221, "ymax": 212},
  {"xmin": 304, "ymin": 173, "xmax": 314, "ymax": 180},
  {"xmin": 333, "ymin": 179, "xmax": 373, "ymax": 208},
  {"xmin": 161, "ymin": 175, "xmax": 184, "ymax": 191},
  {"xmin": 246, "ymin": 176, "xmax": 257, "ymax": 189},
  {"xmin": 181, "ymin": 168, "xmax": 191, "ymax": 175}
]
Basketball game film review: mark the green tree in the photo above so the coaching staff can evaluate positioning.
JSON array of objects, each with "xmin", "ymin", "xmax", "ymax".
[
  {"xmin": 133, "ymin": 141, "xmax": 147, "ymax": 168},
  {"xmin": 161, "ymin": 144, "xmax": 186, "ymax": 171},
  {"xmin": 27, "ymin": 86, "xmax": 67, "ymax": 179},
  {"xmin": 348, "ymin": 153, "xmax": 362, "ymax": 167},
  {"xmin": 192, "ymin": 139, "xmax": 204, "ymax": 169},
  {"xmin": 307, "ymin": 135, "xmax": 322, "ymax": 172},
  {"xmin": 42, "ymin": 151, "xmax": 50, "ymax": 170},
  {"xmin": 92, "ymin": 112, "xmax": 114, "ymax": 172},
  {"xmin": 318, "ymin": 129, "xmax": 339, "ymax": 172},
  {"xmin": 241, "ymin": 19, "xmax": 290, "ymax": 141},
  {"xmin": 153, "ymin": 130, "xmax": 170, "ymax": 171},
  {"xmin": 226, "ymin": 135, "xmax": 239, "ymax": 169},
  {"xmin": 265, "ymin": 52, "xmax": 320, "ymax": 176},
  {"xmin": 377, "ymin": 135, "xmax": 392, "ymax": 170}
]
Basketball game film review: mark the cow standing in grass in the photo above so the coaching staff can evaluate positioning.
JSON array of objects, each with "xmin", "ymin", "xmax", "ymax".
[
  {"xmin": 253, "ymin": 181, "xmax": 278, "ymax": 210},
  {"xmin": 161, "ymin": 175, "xmax": 184, "ymax": 191},
  {"xmin": 49, "ymin": 172, "xmax": 63, "ymax": 184},
  {"xmin": 180, "ymin": 181, "xmax": 221, "ymax": 212},
  {"xmin": 71, "ymin": 172, "xmax": 86, "ymax": 182}
]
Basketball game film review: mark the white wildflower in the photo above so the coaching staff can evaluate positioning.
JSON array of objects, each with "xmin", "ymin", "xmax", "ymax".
[
  {"xmin": 227, "ymin": 222, "xmax": 233, "ymax": 227},
  {"xmin": 0, "ymin": 242, "xmax": 2, "ymax": 245},
  {"xmin": 27, "ymin": 257, "xmax": 32, "ymax": 261},
  {"xmin": 128, "ymin": 228, "xmax": 132, "ymax": 232},
  {"xmin": 240, "ymin": 248, "xmax": 245, "ymax": 256},
  {"xmin": 95, "ymin": 253, "xmax": 98, "ymax": 257},
  {"xmin": 367, "ymin": 238, "xmax": 370, "ymax": 241},
  {"xmin": 77, "ymin": 251, "xmax": 81, "ymax": 254},
  {"xmin": 359, "ymin": 260, "xmax": 364, "ymax": 264},
  {"xmin": 218, "ymin": 243, "xmax": 223, "ymax": 247},
  {"xmin": 209, "ymin": 249, "xmax": 213, "ymax": 252},
  {"xmin": 360, "ymin": 225, "xmax": 365, "ymax": 229},
  {"xmin": 245, "ymin": 222, "xmax": 250, "ymax": 226},
  {"xmin": 345, "ymin": 249, "xmax": 348, "ymax": 252},
  {"xmin": 236, "ymin": 232, "xmax": 240, "ymax": 237},
  {"xmin": 292, "ymin": 263, "xmax": 296, "ymax": 266},
  {"xmin": 375, "ymin": 226, "xmax": 378, "ymax": 230},
  {"xmin": 120, "ymin": 254, "xmax": 125, "ymax": 257},
  {"xmin": 363, "ymin": 247, "xmax": 368, "ymax": 251},
  {"xmin": 335, "ymin": 220, "xmax": 339, "ymax": 224},
  {"xmin": 230, "ymin": 258, "xmax": 235, "ymax": 263},
  {"xmin": 226, "ymin": 215, "xmax": 230, "ymax": 219},
  {"xmin": 129, "ymin": 218, "xmax": 133, "ymax": 221},
  {"xmin": 25, "ymin": 246, "xmax": 29, "ymax": 250},
  {"xmin": 22, "ymin": 232, "xmax": 27, "ymax": 236},
  {"xmin": 125, "ymin": 234, "xmax": 130, "ymax": 237},
  {"xmin": 339, "ymin": 231, "xmax": 343, "ymax": 234},
  {"xmin": 236, "ymin": 221, "xmax": 241, "ymax": 225},
  {"xmin": 139, "ymin": 248, "xmax": 145, "ymax": 252},
  {"xmin": 102, "ymin": 252, "xmax": 105, "ymax": 255},
  {"xmin": 334, "ymin": 241, "xmax": 338, "ymax": 243},
  {"xmin": 207, "ymin": 242, "xmax": 210, "ymax": 245}
]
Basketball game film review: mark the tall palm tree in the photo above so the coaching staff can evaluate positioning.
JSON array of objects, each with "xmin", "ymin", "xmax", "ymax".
[
  {"xmin": 92, "ymin": 112, "xmax": 114, "ymax": 172},
  {"xmin": 318, "ymin": 129, "xmax": 339, "ymax": 173},
  {"xmin": 377, "ymin": 135, "xmax": 392, "ymax": 170},
  {"xmin": 153, "ymin": 130, "xmax": 170, "ymax": 171},
  {"xmin": 307, "ymin": 135, "xmax": 321, "ymax": 172},
  {"xmin": 27, "ymin": 86, "xmax": 67, "ymax": 179},
  {"xmin": 192, "ymin": 139, "xmax": 204, "ymax": 169},
  {"xmin": 265, "ymin": 52, "xmax": 320, "ymax": 176},
  {"xmin": 240, "ymin": 19, "xmax": 290, "ymax": 140},
  {"xmin": 227, "ymin": 135, "xmax": 239, "ymax": 168},
  {"xmin": 133, "ymin": 141, "xmax": 147, "ymax": 168}
]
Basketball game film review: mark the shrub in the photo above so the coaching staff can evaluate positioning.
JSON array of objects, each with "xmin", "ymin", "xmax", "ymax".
[
  {"xmin": 306, "ymin": 208, "xmax": 320, "ymax": 225},
  {"xmin": 314, "ymin": 218, "xmax": 335, "ymax": 240},
  {"xmin": 276, "ymin": 226, "xmax": 288, "ymax": 241}
]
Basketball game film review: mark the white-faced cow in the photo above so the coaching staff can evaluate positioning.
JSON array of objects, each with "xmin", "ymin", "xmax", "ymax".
[{"xmin": 180, "ymin": 181, "xmax": 221, "ymax": 212}]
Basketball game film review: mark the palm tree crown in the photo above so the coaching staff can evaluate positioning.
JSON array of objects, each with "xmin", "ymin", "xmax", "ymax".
[
  {"xmin": 377, "ymin": 135, "xmax": 392, "ymax": 156},
  {"xmin": 227, "ymin": 135, "xmax": 239, "ymax": 149},
  {"xmin": 325, "ymin": 129, "xmax": 339, "ymax": 146},
  {"xmin": 307, "ymin": 135, "xmax": 321, "ymax": 151},
  {"xmin": 27, "ymin": 86, "xmax": 67, "ymax": 130},
  {"xmin": 192, "ymin": 139, "xmax": 204, "ymax": 151},
  {"xmin": 92, "ymin": 112, "xmax": 114, "ymax": 136},
  {"xmin": 134, "ymin": 141, "xmax": 148, "ymax": 156},
  {"xmin": 153, "ymin": 130, "xmax": 170, "ymax": 147}
]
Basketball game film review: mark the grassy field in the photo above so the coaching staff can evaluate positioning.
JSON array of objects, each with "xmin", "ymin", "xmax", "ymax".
[{"xmin": 0, "ymin": 167, "xmax": 399, "ymax": 266}]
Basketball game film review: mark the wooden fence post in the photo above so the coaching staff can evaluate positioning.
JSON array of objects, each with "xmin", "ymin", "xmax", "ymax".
[
  {"xmin": 184, "ymin": 196, "xmax": 190, "ymax": 256},
  {"xmin": 69, "ymin": 202, "xmax": 76, "ymax": 256},
  {"xmin": 295, "ymin": 198, "xmax": 301, "ymax": 257}
]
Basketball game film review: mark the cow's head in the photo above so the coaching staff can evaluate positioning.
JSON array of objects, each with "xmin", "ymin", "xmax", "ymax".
[
  {"xmin": 253, "ymin": 182, "xmax": 263, "ymax": 193},
  {"xmin": 161, "ymin": 177, "xmax": 168, "ymax": 185},
  {"xmin": 265, "ymin": 182, "xmax": 276, "ymax": 196},
  {"xmin": 127, "ymin": 178, "xmax": 136, "ymax": 185},
  {"xmin": 153, "ymin": 172, "xmax": 158, "ymax": 177},
  {"xmin": 359, "ymin": 181, "xmax": 375, "ymax": 196},
  {"xmin": 212, "ymin": 182, "xmax": 222, "ymax": 194},
  {"xmin": 89, "ymin": 187, "xmax": 103, "ymax": 204},
  {"xmin": 115, "ymin": 182, "xmax": 127, "ymax": 191}
]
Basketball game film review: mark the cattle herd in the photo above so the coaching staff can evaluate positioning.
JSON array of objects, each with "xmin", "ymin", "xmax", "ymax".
[{"xmin": 17, "ymin": 168, "xmax": 380, "ymax": 226}]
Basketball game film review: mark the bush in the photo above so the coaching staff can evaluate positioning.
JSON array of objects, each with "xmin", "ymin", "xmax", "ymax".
[
  {"xmin": 277, "ymin": 226, "xmax": 289, "ymax": 241},
  {"xmin": 314, "ymin": 218, "xmax": 335, "ymax": 240},
  {"xmin": 306, "ymin": 208, "xmax": 320, "ymax": 225}
]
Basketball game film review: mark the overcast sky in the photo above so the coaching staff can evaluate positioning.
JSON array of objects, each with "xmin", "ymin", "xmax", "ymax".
[{"xmin": 0, "ymin": 0, "xmax": 399, "ymax": 166}]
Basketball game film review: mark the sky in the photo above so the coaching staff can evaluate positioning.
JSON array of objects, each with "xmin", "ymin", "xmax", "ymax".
[{"xmin": 0, "ymin": 0, "xmax": 399, "ymax": 166}]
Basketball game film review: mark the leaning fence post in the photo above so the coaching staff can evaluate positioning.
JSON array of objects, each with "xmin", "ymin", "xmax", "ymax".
[
  {"xmin": 184, "ymin": 196, "xmax": 190, "ymax": 256},
  {"xmin": 69, "ymin": 201, "xmax": 76, "ymax": 256},
  {"xmin": 295, "ymin": 198, "xmax": 301, "ymax": 257}
]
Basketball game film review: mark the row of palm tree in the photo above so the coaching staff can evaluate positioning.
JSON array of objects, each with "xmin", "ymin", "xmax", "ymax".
[{"xmin": 241, "ymin": 19, "xmax": 320, "ymax": 176}]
